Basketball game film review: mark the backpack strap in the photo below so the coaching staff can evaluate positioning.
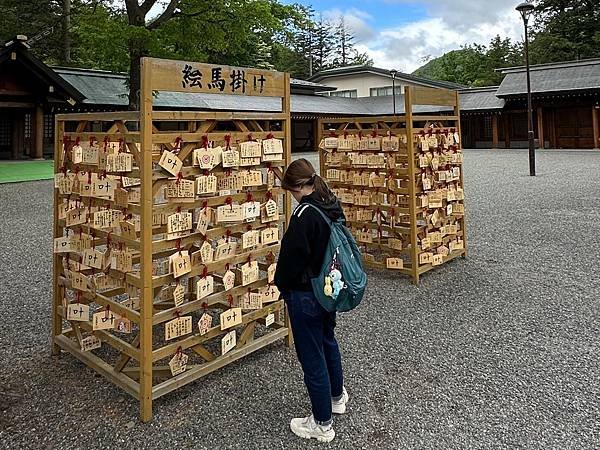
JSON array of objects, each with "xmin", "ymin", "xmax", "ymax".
[{"xmin": 302, "ymin": 203, "xmax": 332, "ymax": 227}]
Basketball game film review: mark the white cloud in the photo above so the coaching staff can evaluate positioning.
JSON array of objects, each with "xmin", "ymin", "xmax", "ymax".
[{"xmin": 325, "ymin": 2, "xmax": 526, "ymax": 72}]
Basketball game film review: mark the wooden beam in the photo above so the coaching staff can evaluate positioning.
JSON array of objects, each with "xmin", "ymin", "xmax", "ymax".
[
  {"xmin": 139, "ymin": 57, "xmax": 154, "ymax": 423},
  {"xmin": 404, "ymin": 88, "xmax": 419, "ymax": 285},
  {"xmin": 151, "ymin": 328, "xmax": 288, "ymax": 400},
  {"xmin": 503, "ymin": 114, "xmax": 511, "ymax": 149},
  {"xmin": 592, "ymin": 106, "xmax": 599, "ymax": 150},
  {"xmin": 52, "ymin": 117, "xmax": 64, "ymax": 355},
  {"xmin": 537, "ymin": 107, "xmax": 545, "ymax": 149},
  {"xmin": 491, "ymin": 114, "xmax": 499, "ymax": 149},
  {"xmin": 34, "ymin": 106, "xmax": 44, "ymax": 159}
]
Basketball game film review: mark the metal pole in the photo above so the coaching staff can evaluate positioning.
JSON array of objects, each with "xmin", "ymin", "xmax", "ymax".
[
  {"xmin": 524, "ymin": 17, "xmax": 536, "ymax": 176},
  {"xmin": 392, "ymin": 76, "xmax": 396, "ymax": 116}
]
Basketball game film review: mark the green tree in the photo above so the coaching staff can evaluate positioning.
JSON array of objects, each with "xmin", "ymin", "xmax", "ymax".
[{"xmin": 531, "ymin": 0, "xmax": 600, "ymax": 63}]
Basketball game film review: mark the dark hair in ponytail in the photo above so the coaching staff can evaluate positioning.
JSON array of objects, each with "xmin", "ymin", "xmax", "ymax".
[{"xmin": 281, "ymin": 158, "xmax": 334, "ymax": 202}]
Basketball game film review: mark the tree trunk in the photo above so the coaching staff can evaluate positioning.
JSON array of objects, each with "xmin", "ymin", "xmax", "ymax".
[
  {"xmin": 62, "ymin": 0, "xmax": 71, "ymax": 64},
  {"xmin": 128, "ymin": 12, "xmax": 147, "ymax": 111}
]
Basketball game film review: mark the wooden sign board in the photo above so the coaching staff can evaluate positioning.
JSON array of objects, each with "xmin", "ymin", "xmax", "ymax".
[{"xmin": 143, "ymin": 57, "xmax": 286, "ymax": 97}]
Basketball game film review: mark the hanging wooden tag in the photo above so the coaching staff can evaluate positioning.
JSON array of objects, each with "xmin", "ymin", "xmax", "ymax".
[
  {"xmin": 170, "ymin": 250, "xmax": 191, "ymax": 278},
  {"xmin": 432, "ymin": 254, "xmax": 444, "ymax": 266},
  {"xmin": 242, "ymin": 230, "xmax": 260, "ymax": 249},
  {"xmin": 240, "ymin": 156, "xmax": 261, "ymax": 167},
  {"xmin": 92, "ymin": 310, "xmax": 120, "ymax": 330},
  {"xmin": 165, "ymin": 179, "xmax": 195, "ymax": 201},
  {"xmin": 122, "ymin": 176, "xmax": 140, "ymax": 188},
  {"xmin": 260, "ymin": 227, "xmax": 279, "ymax": 245},
  {"xmin": 199, "ymin": 241, "xmax": 214, "ymax": 263},
  {"xmin": 241, "ymin": 170, "xmax": 263, "ymax": 187},
  {"xmin": 114, "ymin": 317, "xmax": 132, "ymax": 333},
  {"xmin": 265, "ymin": 199, "xmax": 279, "ymax": 217},
  {"xmin": 386, "ymin": 258, "xmax": 403, "ymax": 270},
  {"xmin": 220, "ymin": 307, "xmax": 242, "ymax": 330},
  {"xmin": 267, "ymin": 263, "xmax": 276, "ymax": 283},
  {"xmin": 197, "ymin": 276, "xmax": 215, "ymax": 300},
  {"xmin": 388, "ymin": 238, "xmax": 403, "ymax": 250},
  {"xmin": 419, "ymin": 252, "xmax": 434, "ymax": 265},
  {"xmin": 92, "ymin": 178, "xmax": 117, "ymax": 200},
  {"xmin": 82, "ymin": 248, "xmax": 105, "ymax": 270},
  {"xmin": 242, "ymin": 201, "xmax": 261, "ymax": 221},
  {"xmin": 198, "ymin": 313, "xmax": 212, "ymax": 335},
  {"xmin": 169, "ymin": 352, "xmax": 189, "ymax": 376},
  {"xmin": 217, "ymin": 172, "xmax": 243, "ymax": 191},
  {"xmin": 80, "ymin": 334, "xmax": 101, "ymax": 351},
  {"xmin": 267, "ymin": 170, "xmax": 275, "ymax": 188},
  {"xmin": 240, "ymin": 141, "xmax": 262, "ymax": 157},
  {"xmin": 53, "ymin": 236, "xmax": 72, "ymax": 254},
  {"xmin": 214, "ymin": 242, "xmax": 237, "ymax": 261},
  {"xmin": 241, "ymin": 260, "xmax": 259, "ymax": 286},
  {"xmin": 173, "ymin": 283, "xmax": 186, "ymax": 307},
  {"xmin": 265, "ymin": 313, "xmax": 275, "ymax": 327},
  {"xmin": 106, "ymin": 153, "xmax": 133, "ymax": 172},
  {"xmin": 165, "ymin": 316, "xmax": 193, "ymax": 340},
  {"xmin": 260, "ymin": 284, "xmax": 280, "ymax": 304},
  {"xmin": 223, "ymin": 270, "xmax": 236, "ymax": 291},
  {"xmin": 261, "ymin": 204, "xmax": 279, "ymax": 223},
  {"xmin": 82, "ymin": 143, "xmax": 99, "ymax": 165},
  {"xmin": 421, "ymin": 237, "xmax": 431, "ymax": 250},
  {"xmin": 222, "ymin": 149, "xmax": 240, "ymax": 168},
  {"xmin": 196, "ymin": 175, "xmax": 218, "ymax": 195},
  {"xmin": 167, "ymin": 212, "xmax": 192, "ymax": 234},
  {"xmin": 159, "ymin": 150, "xmax": 183, "ymax": 176},
  {"xmin": 216, "ymin": 204, "xmax": 244, "ymax": 223},
  {"xmin": 262, "ymin": 138, "xmax": 284, "ymax": 154},
  {"xmin": 221, "ymin": 330, "xmax": 237, "ymax": 355},
  {"xmin": 71, "ymin": 271, "xmax": 90, "ymax": 292},
  {"xmin": 241, "ymin": 291, "xmax": 262, "ymax": 310},
  {"xmin": 120, "ymin": 221, "xmax": 137, "ymax": 240},
  {"xmin": 65, "ymin": 208, "xmax": 87, "ymax": 227},
  {"xmin": 196, "ymin": 207, "xmax": 211, "ymax": 235},
  {"xmin": 66, "ymin": 303, "xmax": 89, "ymax": 321}
]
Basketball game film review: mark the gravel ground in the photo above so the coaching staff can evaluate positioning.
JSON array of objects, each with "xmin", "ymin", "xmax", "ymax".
[{"xmin": 1, "ymin": 149, "xmax": 599, "ymax": 449}]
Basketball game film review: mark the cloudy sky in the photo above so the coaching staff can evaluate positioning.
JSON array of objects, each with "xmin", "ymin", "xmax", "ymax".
[{"xmin": 289, "ymin": 0, "xmax": 527, "ymax": 73}]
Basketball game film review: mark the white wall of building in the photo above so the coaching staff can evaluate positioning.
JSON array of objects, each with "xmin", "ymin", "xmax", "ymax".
[{"xmin": 320, "ymin": 72, "xmax": 439, "ymax": 98}]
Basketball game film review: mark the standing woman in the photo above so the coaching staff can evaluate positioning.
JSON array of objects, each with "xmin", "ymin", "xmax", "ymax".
[{"xmin": 275, "ymin": 158, "xmax": 349, "ymax": 443}]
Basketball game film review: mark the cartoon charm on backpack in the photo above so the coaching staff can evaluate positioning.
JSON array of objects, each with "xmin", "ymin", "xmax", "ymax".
[
  {"xmin": 324, "ymin": 276, "xmax": 333, "ymax": 297},
  {"xmin": 329, "ymin": 269, "xmax": 345, "ymax": 300}
]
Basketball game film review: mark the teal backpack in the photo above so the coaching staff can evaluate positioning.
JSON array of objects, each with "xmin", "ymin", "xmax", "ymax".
[{"xmin": 306, "ymin": 204, "xmax": 368, "ymax": 312}]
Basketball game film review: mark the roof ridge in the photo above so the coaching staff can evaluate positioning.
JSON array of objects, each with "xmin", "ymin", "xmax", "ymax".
[{"xmin": 498, "ymin": 57, "xmax": 600, "ymax": 73}]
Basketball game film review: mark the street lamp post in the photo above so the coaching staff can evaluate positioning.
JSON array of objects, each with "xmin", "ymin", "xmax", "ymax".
[
  {"xmin": 390, "ymin": 69, "xmax": 398, "ymax": 116},
  {"xmin": 516, "ymin": 1, "xmax": 536, "ymax": 176}
]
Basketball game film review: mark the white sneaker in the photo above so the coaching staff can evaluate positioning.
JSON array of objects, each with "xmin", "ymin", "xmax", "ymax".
[
  {"xmin": 290, "ymin": 415, "xmax": 335, "ymax": 443},
  {"xmin": 332, "ymin": 387, "xmax": 349, "ymax": 414}
]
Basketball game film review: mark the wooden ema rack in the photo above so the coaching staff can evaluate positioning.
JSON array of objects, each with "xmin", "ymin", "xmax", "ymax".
[
  {"xmin": 318, "ymin": 86, "xmax": 467, "ymax": 284},
  {"xmin": 52, "ymin": 57, "xmax": 293, "ymax": 421}
]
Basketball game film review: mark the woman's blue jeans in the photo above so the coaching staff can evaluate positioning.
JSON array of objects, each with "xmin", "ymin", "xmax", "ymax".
[{"xmin": 284, "ymin": 290, "xmax": 344, "ymax": 425}]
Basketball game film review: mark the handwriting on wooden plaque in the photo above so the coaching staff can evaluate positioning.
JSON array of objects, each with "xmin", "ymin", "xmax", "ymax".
[
  {"xmin": 170, "ymin": 250, "xmax": 191, "ymax": 278},
  {"xmin": 197, "ymin": 276, "xmax": 214, "ymax": 300},
  {"xmin": 173, "ymin": 283, "xmax": 186, "ymax": 307},
  {"xmin": 165, "ymin": 316, "xmax": 193, "ymax": 340},
  {"xmin": 220, "ymin": 307, "xmax": 242, "ymax": 330},
  {"xmin": 223, "ymin": 270, "xmax": 236, "ymax": 291},
  {"xmin": 167, "ymin": 212, "xmax": 192, "ymax": 234},
  {"xmin": 198, "ymin": 313, "xmax": 212, "ymax": 335},
  {"xmin": 241, "ymin": 260, "xmax": 259, "ymax": 286},
  {"xmin": 165, "ymin": 179, "xmax": 195, "ymax": 200},
  {"xmin": 386, "ymin": 258, "xmax": 403, "ymax": 270},
  {"xmin": 260, "ymin": 227, "xmax": 279, "ymax": 245},
  {"xmin": 221, "ymin": 330, "xmax": 237, "ymax": 355},
  {"xmin": 67, "ymin": 303, "xmax": 89, "ymax": 321},
  {"xmin": 159, "ymin": 150, "xmax": 183, "ymax": 176},
  {"xmin": 80, "ymin": 334, "xmax": 101, "ymax": 351},
  {"xmin": 92, "ymin": 310, "xmax": 121, "ymax": 330},
  {"xmin": 265, "ymin": 313, "xmax": 275, "ymax": 327},
  {"xmin": 169, "ymin": 352, "xmax": 189, "ymax": 376}
]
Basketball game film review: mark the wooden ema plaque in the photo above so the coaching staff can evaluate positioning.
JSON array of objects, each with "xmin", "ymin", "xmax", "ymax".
[
  {"xmin": 51, "ymin": 57, "xmax": 293, "ymax": 422},
  {"xmin": 318, "ymin": 85, "xmax": 467, "ymax": 284}
]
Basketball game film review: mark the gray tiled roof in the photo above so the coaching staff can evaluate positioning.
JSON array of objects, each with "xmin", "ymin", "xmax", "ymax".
[
  {"xmin": 496, "ymin": 58, "xmax": 600, "ymax": 97},
  {"xmin": 459, "ymin": 87, "xmax": 505, "ymax": 110},
  {"xmin": 55, "ymin": 66, "xmax": 496, "ymax": 115}
]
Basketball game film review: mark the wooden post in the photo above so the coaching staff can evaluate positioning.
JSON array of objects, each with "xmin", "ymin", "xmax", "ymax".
[
  {"xmin": 12, "ymin": 113, "xmax": 23, "ymax": 159},
  {"xmin": 537, "ymin": 107, "xmax": 544, "ymax": 149},
  {"xmin": 455, "ymin": 90, "xmax": 467, "ymax": 258},
  {"xmin": 549, "ymin": 109, "xmax": 557, "ymax": 149},
  {"xmin": 51, "ymin": 117, "xmax": 64, "ymax": 356},
  {"xmin": 503, "ymin": 114, "xmax": 511, "ymax": 149},
  {"xmin": 491, "ymin": 114, "xmax": 499, "ymax": 149},
  {"xmin": 592, "ymin": 106, "xmax": 599, "ymax": 150},
  {"xmin": 35, "ymin": 105, "xmax": 44, "ymax": 159},
  {"xmin": 139, "ymin": 57, "xmax": 154, "ymax": 423},
  {"xmin": 282, "ymin": 73, "xmax": 294, "ymax": 348},
  {"xmin": 405, "ymin": 88, "xmax": 419, "ymax": 284}
]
